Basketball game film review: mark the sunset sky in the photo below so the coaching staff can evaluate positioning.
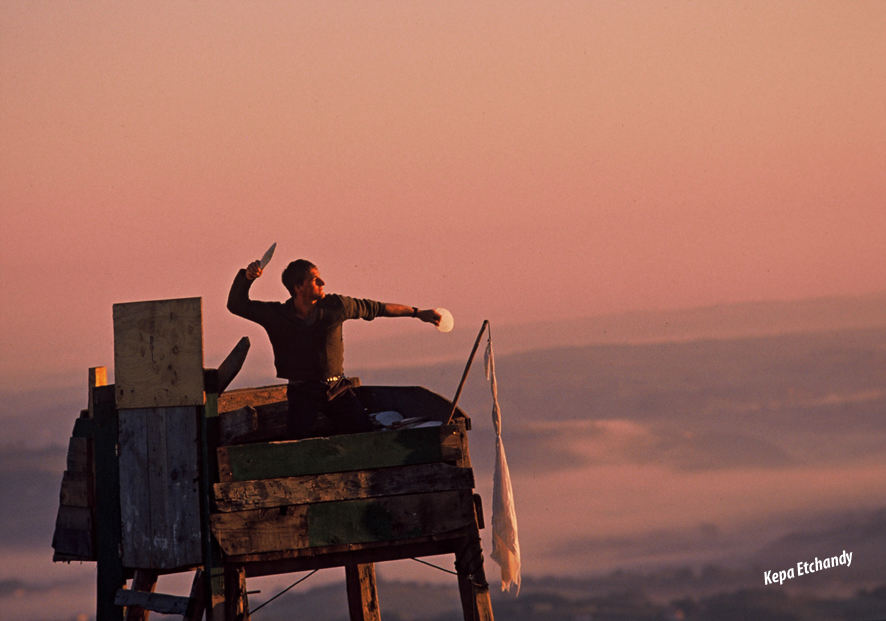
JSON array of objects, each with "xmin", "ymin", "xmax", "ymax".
[
  {"xmin": 2, "ymin": 2, "xmax": 885, "ymax": 385},
  {"xmin": 3, "ymin": 4, "xmax": 886, "ymax": 617}
]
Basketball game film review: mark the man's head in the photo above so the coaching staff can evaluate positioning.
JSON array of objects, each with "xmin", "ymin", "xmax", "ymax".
[{"xmin": 282, "ymin": 259, "xmax": 324, "ymax": 300}]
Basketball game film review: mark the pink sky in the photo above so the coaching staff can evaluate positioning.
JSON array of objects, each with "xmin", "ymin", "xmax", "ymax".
[{"xmin": 2, "ymin": 2, "xmax": 885, "ymax": 388}]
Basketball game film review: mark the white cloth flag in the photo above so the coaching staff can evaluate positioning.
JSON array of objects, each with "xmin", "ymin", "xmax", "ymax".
[{"xmin": 484, "ymin": 332, "xmax": 521, "ymax": 594}]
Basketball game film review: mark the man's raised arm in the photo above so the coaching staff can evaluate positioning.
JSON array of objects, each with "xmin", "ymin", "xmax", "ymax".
[{"xmin": 226, "ymin": 260, "xmax": 264, "ymax": 320}]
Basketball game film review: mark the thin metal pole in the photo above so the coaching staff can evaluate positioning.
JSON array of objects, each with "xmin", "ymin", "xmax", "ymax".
[{"xmin": 446, "ymin": 320, "xmax": 489, "ymax": 425}]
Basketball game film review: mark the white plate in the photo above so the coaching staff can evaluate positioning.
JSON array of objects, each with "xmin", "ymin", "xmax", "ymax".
[{"xmin": 435, "ymin": 307, "xmax": 454, "ymax": 333}]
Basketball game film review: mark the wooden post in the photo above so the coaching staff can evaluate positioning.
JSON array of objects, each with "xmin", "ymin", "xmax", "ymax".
[
  {"xmin": 345, "ymin": 563, "xmax": 381, "ymax": 621},
  {"xmin": 455, "ymin": 531, "xmax": 494, "ymax": 621},
  {"xmin": 224, "ymin": 565, "xmax": 250, "ymax": 621},
  {"xmin": 124, "ymin": 570, "xmax": 158, "ymax": 621},
  {"xmin": 94, "ymin": 384, "xmax": 125, "ymax": 621}
]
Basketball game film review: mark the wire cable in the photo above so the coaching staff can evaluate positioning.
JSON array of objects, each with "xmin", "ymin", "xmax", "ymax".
[
  {"xmin": 411, "ymin": 557, "xmax": 458, "ymax": 576},
  {"xmin": 249, "ymin": 569, "xmax": 319, "ymax": 615}
]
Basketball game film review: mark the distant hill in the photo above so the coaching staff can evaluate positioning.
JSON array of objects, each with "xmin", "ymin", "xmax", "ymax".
[{"xmin": 344, "ymin": 292, "xmax": 886, "ymax": 371}]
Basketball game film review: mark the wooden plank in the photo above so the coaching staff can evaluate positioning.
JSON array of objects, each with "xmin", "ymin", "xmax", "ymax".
[
  {"xmin": 59, "ymin": 471, "xmax": 91, "ymax": 507},
  {"xmin": 113, "ymin": 298, "xmax": 204, "ymax": 409},
  {"xmin": 211, "ymin": 490, "xmax": 475, "ymax": 556},
  {"xmin": 119, "ymin": 409, "xmax": 152, "ymax": 568},
  {"xmin": 52, "ymin": 505, "xmax": 93, "ymax": 560},
  {"xmin": 218, "ymin": 384, "xmax": 287, "ymax": 413},
  {"xmin": 213, "ymin": 463, "xmax": 475, "ymax": 511},
  {"xmin": 216, "ymin": 424, "xmax": 467, "ymax": 482},
  {"xmin": 218, "ymin": 402, "xmax": 287, "ymax": 446},
  {"xmin": 346, "ymin": 563, "xmax": 380, "ymax": 621},
  {"xmin": 216, "ymin": 336, "xmax": 250, "ymax": 393},
  {"xmin": 114, "ymin": 589, "xmax": 191, "ymax": 615},
  {"xmin": 66, "ymin": 436, "xmax": 91, "ymax": 472},
  {"xmin": 162, "ymin": 406, "xmax": 202, "ymax": 568}
]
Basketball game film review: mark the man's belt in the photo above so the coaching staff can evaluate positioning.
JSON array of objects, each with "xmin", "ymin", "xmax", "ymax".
[{"xmin": 288, "ymin": 375, "xmax": 344, "ymax": 386}]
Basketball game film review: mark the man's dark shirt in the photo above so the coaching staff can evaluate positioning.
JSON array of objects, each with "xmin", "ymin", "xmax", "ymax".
[{"xmin": 227, "ymin": 269, "xmax": 384, "ymax": 381}]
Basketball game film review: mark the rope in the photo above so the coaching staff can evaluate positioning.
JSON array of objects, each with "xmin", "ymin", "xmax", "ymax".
[
  {"xmin": 249, "ymin": 569, "xmax": 319, "ymax": 615},
  {"xmin": 411, "ymin": 557, "xmax": 459, "ymax": 576}
]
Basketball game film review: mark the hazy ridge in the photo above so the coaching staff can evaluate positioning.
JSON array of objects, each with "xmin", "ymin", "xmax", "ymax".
[{"xmin": 2, "ymin": 294, "xmax": 886, "ymax": 619}]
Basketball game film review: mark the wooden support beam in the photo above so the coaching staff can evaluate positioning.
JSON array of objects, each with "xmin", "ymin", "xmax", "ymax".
[
  {"xmin": 224, "ymin": 565, "xmax": 250, "ymax": 621},
  {"xmin": 123, "ymin": 570, "xmax": 158, "ymax": 621},
  {"xmin": 345, "ymin": 563, "xmax": 380, "ymax": 621},
  {"xmin": 455, "ymin": 531, "xmax": 494, "ymax": 621},
  {"xmin": 94, "ymin": 384, "xmax": 125, "ymax": 621},
  {"xmin": 114, "ymin": 589, "xmax": 190, "ymax": 616},
  {"xmin": 89, "ymin": 366, "xmax": 108, "ymax": 418},
  {"xmin": 183, "ymin": 570, "xmax": 206, "ymax": 621}
]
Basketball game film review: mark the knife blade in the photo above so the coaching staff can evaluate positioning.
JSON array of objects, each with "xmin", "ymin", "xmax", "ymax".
[{"xmin": 259, "ymin": 242, "xmax": 277, "ymax": 269}]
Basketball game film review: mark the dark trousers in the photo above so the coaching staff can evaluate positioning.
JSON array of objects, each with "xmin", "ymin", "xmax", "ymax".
[{"xmin": 286, "ymin": 378, "xmax": 372, "ymax": 439}]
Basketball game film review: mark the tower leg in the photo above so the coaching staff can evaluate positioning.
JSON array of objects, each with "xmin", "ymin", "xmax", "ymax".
[
  {"xmin": 455, "ymin": 533, "xmax": 494, "ymax": 621},
  {"xmin": 346, "ymin": 563, "xmax": 381, "ymax": 621}
]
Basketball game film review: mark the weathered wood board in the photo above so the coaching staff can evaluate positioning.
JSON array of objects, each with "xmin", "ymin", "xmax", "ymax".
[
  {"xmin": 118, "ymin": 406, "xmax": 202, "ymax": 569},
  {"xmin": 211, "ymin": 490, "xmax": 475, "ymax": 556},
  {"xmin": 52, "ymin": 505, "xmax": 93, "ymax": 560},
  {"xmin": 113, "ymin": 298, "xmax": 204, "ymax": 409},
  {"xmin": 213, "ymin": 463, "xmax": 475, "ymax": 511},
  {"xmin": 216, "ymin": 423, "xmax": 468, "ymax": 482},
  {"xmin": 218, "ymin": 384, "xmax": 287, "ymax": 413}
]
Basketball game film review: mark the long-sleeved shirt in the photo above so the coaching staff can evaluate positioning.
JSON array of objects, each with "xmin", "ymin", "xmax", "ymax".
[{"xmin": 227, "ymin": 269, "xmax": 384, "ymax": 381}]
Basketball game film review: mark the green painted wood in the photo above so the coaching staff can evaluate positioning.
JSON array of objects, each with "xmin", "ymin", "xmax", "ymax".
[
  {"xmin": 307, "ymin": 490, "xmax": 474, "ymax": 548},
  {"xmin": 210, "ymin": 490, "xmax": 475, "ymax": 556},
  {"xmin": 217, "ymin": 424, "xmax": 465, "ymax": 482}
]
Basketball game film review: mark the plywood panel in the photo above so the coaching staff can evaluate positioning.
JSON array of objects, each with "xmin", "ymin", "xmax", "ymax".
[{"xmin": 113, "ymin": 298, "xmax": 204, "ymax": 409}]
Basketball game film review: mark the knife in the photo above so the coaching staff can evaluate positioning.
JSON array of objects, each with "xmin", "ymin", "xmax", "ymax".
[{"xmin": 259, "ymin": 242, "xmax": 277, "ymax": 269}]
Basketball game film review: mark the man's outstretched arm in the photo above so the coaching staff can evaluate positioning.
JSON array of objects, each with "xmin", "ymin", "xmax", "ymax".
[{"xmin": 381, "ymin": 303, "xmax": 442, "ymax": 326}]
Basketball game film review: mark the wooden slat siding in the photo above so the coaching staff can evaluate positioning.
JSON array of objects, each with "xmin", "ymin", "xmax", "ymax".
[
  {"xmin": 213, "ymin": 463, "xmax": 475, "ymax": 512},
  {"xmin": 66, "ymin": 436, "xmax": 91, "ymax": 472},
  {"xmin": 113, "ymin": 298, "xmax": 204, "ymax": 409},
  {"xmin": 217, "ymin": 423, "xmax": 467, "ymax": 483},
  {"xmin": 218, "ymin": 384, "xmax": 287, "ymax": 413},
  {"xmin": 59, "ymin": 471, "xmax": 91, "ymax": 507},
  {"xmin": 119, "ymin": 407, "xmax": 202, "ymax": 569},
  {"xmin": 163, "ymin": 407, "xmax": 202, "ymax": 568},
  {"xmin": 119, "ymin": 409, "xmax": 152, "ymax": 567},
  {"xmin": 113, "ymin": 590, "xmax": 191, "ymax": 615},
  {"xmin": 52, "ymin": 505, "xmax": 93, "ymax": 559},
  {"xmin": 211, "ymin": 490, "xmax": 475, "ymax": 556}
]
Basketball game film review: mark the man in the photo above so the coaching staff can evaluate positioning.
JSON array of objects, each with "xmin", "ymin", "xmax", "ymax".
[{"xmin": 227, "ymin": 257, "xmax": 441, "ymax": 438}]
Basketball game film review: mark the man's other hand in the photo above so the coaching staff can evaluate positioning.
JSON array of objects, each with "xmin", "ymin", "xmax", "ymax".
[{"xmin": 245, "ymin": 260, "xmax": 263, "ymax": 281}]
